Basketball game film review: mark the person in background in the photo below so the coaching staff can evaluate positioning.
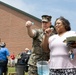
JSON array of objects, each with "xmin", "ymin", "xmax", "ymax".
[
  {"xmin": 25, "ymin": 15, "xmax": 55, "ymax": 75},
  {"xmin": 20, "ymin": 48, "xmax": 31, "ymax": 64},
  {"xmin": 21, "ymin": 48, "xmax": 31, "ymax": 56},
  {"xmin": 10, "ymin": 52, "xmax": 15, "ymax": 67},
  {"xmin": 42, "ymin": 16, "xmax": 76, "ymax": 75},
  {"xmin": 0, "ymin": 42, "xmax": 10, "ymax": 75},
  {"xmin": 20, "ymin": 48, "xmax": 31, "ymax": 72}
]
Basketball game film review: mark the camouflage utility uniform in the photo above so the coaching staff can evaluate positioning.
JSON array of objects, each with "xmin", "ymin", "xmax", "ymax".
[{"xmin": 28, "ymin": 29, "xmax": 50, "ymax": 75}]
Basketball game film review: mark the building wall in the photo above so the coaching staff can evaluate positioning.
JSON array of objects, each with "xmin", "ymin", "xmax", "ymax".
[{"xmin": 0, "ymin": 3, "xmax": 41, "ymax": 55}]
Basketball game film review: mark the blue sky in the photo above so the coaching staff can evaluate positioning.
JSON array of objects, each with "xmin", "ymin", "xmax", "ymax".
[{"xmin": 0, "ymin": 0, "xmax": 76, "ymax": 31}]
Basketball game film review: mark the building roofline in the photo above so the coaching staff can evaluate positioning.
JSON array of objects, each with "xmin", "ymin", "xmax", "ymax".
[{"xmin": 0, "ymin": 1, "xmax": 41, "ymax": 22}]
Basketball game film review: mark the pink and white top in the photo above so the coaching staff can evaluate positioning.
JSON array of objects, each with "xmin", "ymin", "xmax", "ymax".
[{"xmin": 48, "ymin": 31, "xmax": 76, "ymax": 69}]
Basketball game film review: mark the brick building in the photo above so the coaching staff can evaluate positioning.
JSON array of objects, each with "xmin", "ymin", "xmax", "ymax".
[{"xmin": 0, "ymin": 1, "xmax": 41, "ymax": 55}]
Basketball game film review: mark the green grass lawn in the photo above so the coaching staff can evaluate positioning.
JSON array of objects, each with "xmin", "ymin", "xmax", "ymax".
[
  {"xmin": 8, "ymin": 67, "xmax": 28, "ymax": 75},
  {"xmin": 8, "ymin": 67, "xmax": 15, "ymax": 73}
]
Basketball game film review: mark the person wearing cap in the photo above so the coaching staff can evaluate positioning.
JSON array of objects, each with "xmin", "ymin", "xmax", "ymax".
[
  {"xmin": 25, "ymin": 15, "xmax": 55, "ymax": 75},
  {"xmin": 0, "ymin": 42, "xmax": 10, "ymax": 75}
]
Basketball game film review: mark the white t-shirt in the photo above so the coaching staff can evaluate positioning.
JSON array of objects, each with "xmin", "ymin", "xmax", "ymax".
[{"xmin": 48, "ymin": 31, "xmax": 76, "ymax": 69}]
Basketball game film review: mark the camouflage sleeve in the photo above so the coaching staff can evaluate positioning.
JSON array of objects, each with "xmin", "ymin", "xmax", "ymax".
[{"xmin": 32, "ymin": 29, "xmax": 39, "ymax": 38}]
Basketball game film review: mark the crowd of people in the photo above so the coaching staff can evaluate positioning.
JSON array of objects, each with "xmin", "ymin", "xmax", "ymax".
[
  {"xmin": 0, "ymin": 41, "xmax": 31, "ymax": 75},
  {"xmin": 0, "ymin": 15, "xmax": 76, "ymax": 75}
]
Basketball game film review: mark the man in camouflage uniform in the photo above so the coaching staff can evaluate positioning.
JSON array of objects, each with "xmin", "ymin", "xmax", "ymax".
[{"xmin": 25, "ymin": 15, "xmax": 54, "ymax": 75}]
